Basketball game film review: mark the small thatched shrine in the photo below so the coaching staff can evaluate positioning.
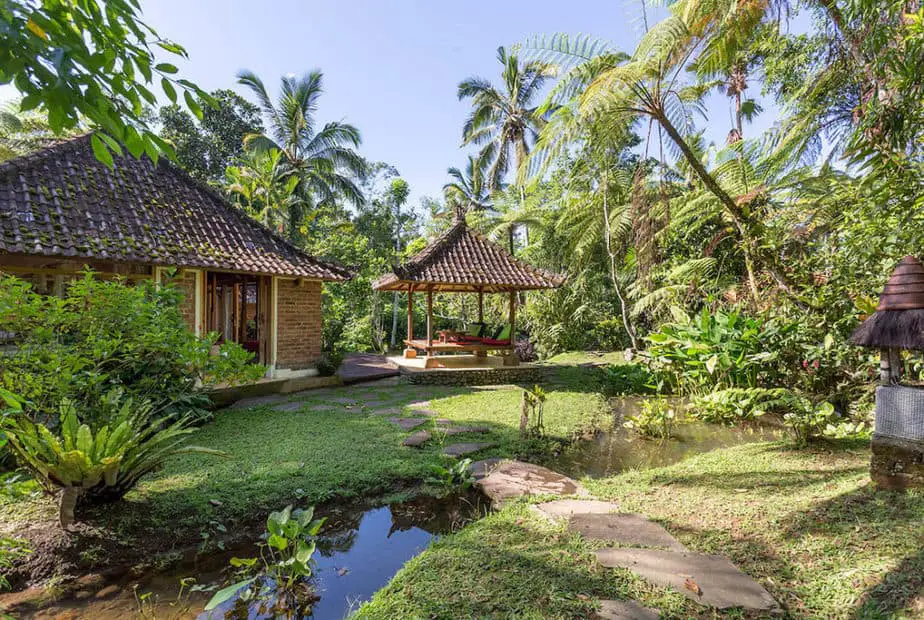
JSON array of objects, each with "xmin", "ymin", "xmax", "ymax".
[{"xmin": 850, "ymin": 255, "xmax": 924, "ymax": 489}]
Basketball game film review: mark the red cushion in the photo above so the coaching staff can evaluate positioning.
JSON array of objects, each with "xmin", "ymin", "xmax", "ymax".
[
  {"xmin": 480, "ymin": 338, "xmax": 510, "ymax": 346},
  {"xmin": 460, "ymin": 335, "xmax": 485, "ymax": 343}
]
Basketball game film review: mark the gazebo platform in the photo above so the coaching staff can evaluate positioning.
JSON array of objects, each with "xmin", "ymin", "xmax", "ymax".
[{"xmin": 388, "ymin": 353, "xmax": 549, "ymax": 386}]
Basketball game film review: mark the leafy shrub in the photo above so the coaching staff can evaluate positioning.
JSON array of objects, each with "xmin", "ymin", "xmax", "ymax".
[
  {"xmin": 645, "ymin": 307, "xmax": 791, "ymax": 394},
  {"xmin": 689, "ymin": 387, "xmax": 794, "ymax": 425},
  {"xmin": 783, "ymin": 398, "xmax": 839, "ymax": 447},
  {"xmin": 601, "ymin": 363, "xmax": 662, "ymax": 396},
  {"xmin": 427, "ymin": 458, "xmax": 474, "ymax": 490},
  {"xmin": 624, "ymin": 398, "xmax": 676, "ymax": 439},
  {"xmin": 315, "ymin": 350, "xmax": 344, "ymax": 377},
  {"xmin": 2, "ymin": 391, "xmax": 225, "ymax": 527},
  {"xmin": 515, "ymin": 338, "xmax": 538, "ymax": 362},
  {"xmin": 520, "ymin": 385, "xmax": 548, "ymax": 437},
  {"xmin": 0, "ymin": 273, "xmax": 264, "ymax": 427},
  {"xmin": 206, "ymin": 505, "xmax": 325, "ymax": 617}
]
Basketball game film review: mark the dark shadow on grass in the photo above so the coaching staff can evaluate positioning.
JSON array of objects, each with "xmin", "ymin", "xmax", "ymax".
[
  {"xmin": 780, "ymin": 483, "xmax": 924, "ymax": 617},
  {"xmin": 646, "ymin": 465, "xmax": 867, "ymax": 492}
]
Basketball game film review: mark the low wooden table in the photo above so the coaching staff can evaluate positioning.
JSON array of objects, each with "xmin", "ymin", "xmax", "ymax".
[{"xmin": 437, "ymin": 329, "xmax": 465, "ymax": 343}]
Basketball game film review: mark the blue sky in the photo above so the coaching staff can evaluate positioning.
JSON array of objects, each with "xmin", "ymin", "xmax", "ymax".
[{"xmin": 7, "ymin": 1, "xmax": 785, "ymax": 208}]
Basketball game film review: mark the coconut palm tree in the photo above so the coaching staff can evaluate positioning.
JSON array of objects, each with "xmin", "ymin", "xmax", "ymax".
[
  {"xmin": 441, "ymin": 154, "xmax": 493, "ymax": 217},
  {"xmin": 458, "ymin": 47, "xmax": 554, "ymax": 252},
  {"xmin": 458, "ymin": 46, "xmax": 554, "ymax": 189},
  {"xmin": 237, "ymin": 70, "xmax": 367, "ymax": 240}
]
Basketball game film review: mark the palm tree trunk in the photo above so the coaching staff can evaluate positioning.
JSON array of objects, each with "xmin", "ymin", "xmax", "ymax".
[{"xmin": 654, "ymin": 111, "xmax": 772, "ymax": 308}]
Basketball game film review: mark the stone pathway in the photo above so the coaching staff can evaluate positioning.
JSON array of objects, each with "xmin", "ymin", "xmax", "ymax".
[
  {"xmin": 470, "ymin": 461, "xmax": 779, "ymax": 615},
  {"xmin": 388, "ymin": 417, "xmax": 428, "ymax": 431},
  {"xmin": 443, "ymin": 442, "xmax": 494, "ymax": 457},
  {"xmin": 595, "ymin": 549, "xmax": 778, "ymax": 611},
  {"xmin": 402, "ymin": 430, "xmax": 431, "ymax": 447}
]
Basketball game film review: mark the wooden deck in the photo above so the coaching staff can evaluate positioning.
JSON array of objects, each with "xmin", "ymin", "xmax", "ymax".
[{"xmin": 404, "ymin": 338, "xmax": 513, "ymax": 353}]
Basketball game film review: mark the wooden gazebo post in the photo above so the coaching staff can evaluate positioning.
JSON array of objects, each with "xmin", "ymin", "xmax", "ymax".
[
  {"xmin": 426, "ymin": 287, "xmax": 433, "ymax": 353},
  {"xmin": 405, "ymin": 285, "xmax": 414, "ymax": 357},
  {"xmin": 506, "ymin": 290, "xmax": 517, "ymax": 366},
  {"xmin": 477, "ymin": 288, "xmax": 484, "ymax": 323}
]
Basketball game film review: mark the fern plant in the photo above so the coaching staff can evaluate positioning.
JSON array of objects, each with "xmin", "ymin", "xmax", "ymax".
[{"xmin": 2, "ymin": 394, "xmax": 224, "ymax": 528}]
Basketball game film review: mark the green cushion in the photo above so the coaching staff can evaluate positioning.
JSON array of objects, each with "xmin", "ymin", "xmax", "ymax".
[
  {"xmin": 467, "ymin": 322, "xmax": 484, "ymax": 337},
  {"xmin": 497, "ymin": 324, "xmax": 511, "ymax": 341}
]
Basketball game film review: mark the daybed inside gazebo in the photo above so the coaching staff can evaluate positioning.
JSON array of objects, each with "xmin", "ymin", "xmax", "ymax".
[{"xmin": 372, "ymin": 211, "xmax": 565, "ymax": 369}]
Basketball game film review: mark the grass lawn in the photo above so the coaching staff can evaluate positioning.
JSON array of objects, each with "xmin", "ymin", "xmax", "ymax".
[
  {"xmin": 0, "ymin": 366, "xmax": 614, "ymax": 584},
  {"xmin": 358, "ymin": 441, "xmax": 924, "ymax": 619}
]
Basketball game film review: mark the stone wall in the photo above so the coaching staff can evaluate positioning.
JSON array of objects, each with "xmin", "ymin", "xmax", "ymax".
[
  {"xmin": 275, "ymin": 278, "xmax": 322, "ymax": 370},
  {"xmin": 403, "ymin": 365, "xmax": 549, "ymax": 386},
  {"xmin": 870, "ymin": 435, "xmax": 924, "ymax": 490}
]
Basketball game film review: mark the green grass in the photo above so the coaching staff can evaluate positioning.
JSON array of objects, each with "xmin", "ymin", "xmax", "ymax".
[
  {"xmin": 359, "ymin": 442, "xmax": 924, "ymax": 619},
  {"xmin": 0, "ymin": 374, "xmax": 611, "ymax": 550},
  {"xmin": 545, "ymin": 350, "xmax": 626, "ymax": 366}
]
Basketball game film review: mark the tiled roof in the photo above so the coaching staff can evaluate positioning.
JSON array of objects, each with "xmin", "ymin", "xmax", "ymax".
[
  {"xmin": 372, "ymin": 217, "xmax": 565, "ymax": 292},
  {"xmin": 0, "ymin": 135, "xmax": 351, "ymax": 280}
]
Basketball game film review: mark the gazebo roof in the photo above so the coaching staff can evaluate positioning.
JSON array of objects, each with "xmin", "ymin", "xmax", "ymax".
[
  {"xmin": 372, "ymin": 216, "xmax": 565, "ymax": 293},
  {"xmin": 850, "ymin": 256, "xmax": 924, "ymax": 350}
]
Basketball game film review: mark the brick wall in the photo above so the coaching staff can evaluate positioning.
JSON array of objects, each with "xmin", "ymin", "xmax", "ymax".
[
  {"xmin": 275, "ymin": 278, "xmax": 322, "ymax": 370},
  {"xmin": 403, "ymin": 365, "xmax": 548, "ymax": 386},
  {"xmin": 166, "ymin": 270, "xmax": 198, "ymax": 332}
]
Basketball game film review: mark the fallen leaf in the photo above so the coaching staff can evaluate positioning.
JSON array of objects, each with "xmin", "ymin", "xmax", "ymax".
[
  {"xmin": 337, "ymin": 567, "xmax": 349, "ymax": 577},
  {"xmin": 684, "ymin": 577, "xmax": 703, "ymax": 596}
]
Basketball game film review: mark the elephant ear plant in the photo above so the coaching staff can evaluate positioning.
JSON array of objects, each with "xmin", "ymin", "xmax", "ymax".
[{"xmin": 2, "ymin": 393, "xmax": 225, "ymax": 528}]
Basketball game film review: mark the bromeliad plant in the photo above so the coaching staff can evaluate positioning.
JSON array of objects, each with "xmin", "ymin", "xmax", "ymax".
[
  {"xmin": 2, "ymin": 393, "xmax": 224, "ymax": 528},
  {"xmin": 205, "ymin": 505, "xmax": 326, "ymax": 618}
]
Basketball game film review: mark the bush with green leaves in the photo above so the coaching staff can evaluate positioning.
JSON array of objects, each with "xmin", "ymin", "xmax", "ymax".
[
  {"xmin": 624, "ymin": 398, "xmax": 676, "ymax": 439},
  {"xmin": 689, "ymin": 387, "xmax": 794, "ymax": 425},
  {"xmin": 2, "ymin": 391, "xmax": 224, "ymax": 527},
  {"xmin": 0, "ymin": 273, "xmax": 264, "ymax": 427},
  {"xmin": 0, "ymin": 536, "xmax": 30, "ymax": 591},
  {"xmin": 427, "ymin": 458, "xmax": 474, "ymax": 490},
  {"xmin": 645, "ymin": 307, "xmax": 791, "ymax": 394},
  {"xmin": 205, "ymin": 505, "xmax": 325, "ymax": 618},
  {"xmin": 601, "ymin": 363, "xmax": 663, "ymax": 396}
]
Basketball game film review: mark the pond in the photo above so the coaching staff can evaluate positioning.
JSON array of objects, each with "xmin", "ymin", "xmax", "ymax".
[
  {"xmin": 555, "ymin": 396, "xmax": 786, "ymax": 478},
  {"xmin": 27, "ymin": 492, "xmax": 490, "ymax": 619}
]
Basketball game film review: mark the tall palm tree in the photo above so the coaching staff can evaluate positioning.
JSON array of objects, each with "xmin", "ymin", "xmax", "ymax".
[
  {"xmin": 237, "ymin": 70, "xmax": 367, "ymax": 240},
  {"xmin": 441, "ymin": 154, "xmax": 493, "ymax": 217},
  {"xmin": 458, "ymin": 47, "xmax": 554, "ymax": 251},
  {"xmin": 224, "ymin": 149, "xmax": 304, "ymax": 233}
]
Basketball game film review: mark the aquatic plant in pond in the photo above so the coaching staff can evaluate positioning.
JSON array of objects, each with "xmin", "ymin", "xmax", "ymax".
[
  {"xmin": 205, "ymin": 505, "xmax": 325, "ymax": 617},
  {"xmin": 623, "ymin": 397, "xmax": 676, "ymax": 440},
  {"xmin": 427, "ymin": 458, "xmax": 475, "ymax": 490}
]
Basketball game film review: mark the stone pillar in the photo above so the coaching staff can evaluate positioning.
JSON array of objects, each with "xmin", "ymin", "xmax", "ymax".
[{"xmin": 870, "ymin": 385, "xmax": 924, "ymax": 490}]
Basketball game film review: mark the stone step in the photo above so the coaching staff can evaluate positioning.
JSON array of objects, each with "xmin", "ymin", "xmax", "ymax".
[
  {"xmin": 388, "ymin": 417, "xmax": 428, "ymax": 431},
  {"xmin": 437, "ymin": 425, "xmax": 490, "ymax": 435},
  {"xmin": 475, "ymin": 461, "xmax": 587, "ymax": 505},
  {"xmin": 568, "ymin": 513, "xmax": 685, "ymax": 551},
  {"xmin": 595, "ymin": 548, "xmax": 778, "ymax": 611},
  {"xmin": 595, "ymin": 599, "xmax": 659, "ymax": 620},
  {"xmin": 402, "ymin": 430, "xmax": 432, "ymax": 447},
  {"xmin": 532, "ymin": 499, "xmax": 621, "ymax": 520},
  {"xmin": 442, "ymin": 442, "xmax": 495, "ymax": 457},
  {"xmin": 467, "ymin": 458, "xmax": 505, "ymax": 480}
]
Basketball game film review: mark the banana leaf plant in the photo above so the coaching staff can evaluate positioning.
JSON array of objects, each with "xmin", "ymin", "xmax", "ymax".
[{"xmin": 2, "ymin": 395, "xmax": 224, "ymax": 528}]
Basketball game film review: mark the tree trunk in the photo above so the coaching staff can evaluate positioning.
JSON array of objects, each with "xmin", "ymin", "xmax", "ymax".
[
  {"xmin": 59, "ymin": 486, "xmax": 81, "ymax": 529},
  {"xmin": 602, "ymin": 170, "xmax": 640, "ymax": 350}
]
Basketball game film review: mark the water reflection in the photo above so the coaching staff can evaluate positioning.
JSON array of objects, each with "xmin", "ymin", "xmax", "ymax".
[{"xmin": 556, "ymin": 397, "xmax": 785, "ymax": 478}]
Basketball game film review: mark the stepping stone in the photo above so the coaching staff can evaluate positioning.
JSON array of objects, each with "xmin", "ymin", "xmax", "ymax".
[
  {"xmin": 595, "ymin": 599, "xmax": 659, "ymax": 620},
  {"xmin": 476, "ymin": 461, "xmax": 587, "ymax": 505},
  {"xmin": 328, "ymin": 397, "xmax": 357, "ymax": 405},
  {"xmin": 402, "ymin": 431, "xmax": 432, "ymax": 447},
  {"xmin": 306, "ymin": 404, "xmax": 336, "ymax": 412},
  {"xmin": 439, "ymin": 425, "xmax": 490, "ymax": 436},
  {"xmin": 595, "ymin": 548, "xmax": 778, "ymax": 611},
  {"xmin": 411, "ymin": 408, "xmax": 440, "ymax": 417},
  {"xmin": 433, "ymin": 418, "xmax": 453, "ymax": 426},
  {"xmin": 229, "ymin": 394, "xmax": 288, "ymax": 409},
  {"xmin": 369, "ymin": 407, "xmax": 402, "ymax": 416},
  {"xmin": 533, "ymin": 499, "xmax": 621, "ymax": 519},
  {"xmin": 407, "ymin": 400, "xmax": 431, "ymax": 409},
  {"xmin": 467, "ymin": 458, "xmax": 505, "ymax": 481},
  {"xmin": 361, "ymin": 400, "xmax": 390, "ymax": 409},
  {"xmin": 388, "ymin": 417, "xmax": 428, "ymax": 431},
  {"xmin": 272, "ymin": 402, "xmax": 306, "ymax": 412},
  {"xmin": 443, "ymin": 442, "xmax": 495, "ymax": 457},
  {"xmin": 568, "ymin": 514, "xmax": 686, "ymax": 551}
]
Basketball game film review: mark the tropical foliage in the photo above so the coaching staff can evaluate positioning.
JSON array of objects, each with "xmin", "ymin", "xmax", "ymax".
[{"xmin": 3, "ymin": 393, "xmax": 224, "ymax": 527}]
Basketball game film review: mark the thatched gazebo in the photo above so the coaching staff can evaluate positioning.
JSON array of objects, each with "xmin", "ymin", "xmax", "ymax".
[
  {"xmin": 372, "ymin": 211, "xmax": 565, "ymax": 369},
  {"xmin": 850, "ymin": 255, "xmax": 924, "ymax": 489}
]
